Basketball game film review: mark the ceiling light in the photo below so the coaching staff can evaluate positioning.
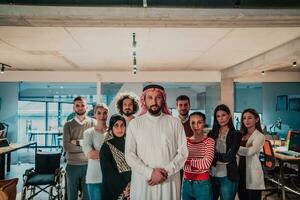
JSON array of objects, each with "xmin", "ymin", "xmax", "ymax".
[
  {"xmin": 132, "ymin": 33, "xmax": 137, "ymax": 75},
  {"xmin": 261, "ymin": 71, "xmax": 265, "ymax": 75},
  {"xmin": 143, "ymin": 0, "xmax": 147, "ymax": 7},
  {"xmin": 292, "ymin": 61, "xmax": 297, "ymax": 67},
  {"xmin": 0, "ymin": 63, "xmax": 12, "ymax": 74}
]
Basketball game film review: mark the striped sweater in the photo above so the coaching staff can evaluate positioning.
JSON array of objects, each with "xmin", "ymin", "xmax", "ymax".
[{"xmin": 183, "ymin": 136, "xmax": 215, "ymax": 180}]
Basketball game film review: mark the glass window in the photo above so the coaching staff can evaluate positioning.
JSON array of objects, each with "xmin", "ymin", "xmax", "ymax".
[{"xmin": 18, "ymin": 101, "xmax": 46, "ymax": 143}]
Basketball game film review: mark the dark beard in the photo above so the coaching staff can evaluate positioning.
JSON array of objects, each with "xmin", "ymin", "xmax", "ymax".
[
  {"xmin": 75, "ymin": 111, "xmax": 86, "ymax": 116},
  {"xmin": 123, "ymin": 111, "xmax": 133, "ymax": 117},
  {"xmin": 180, "ymin": 111, "xmax": 189, "ymax": 117},
  {"xmin": 148, "ymin": 106, "xmax": 161, "ymax": 116}
]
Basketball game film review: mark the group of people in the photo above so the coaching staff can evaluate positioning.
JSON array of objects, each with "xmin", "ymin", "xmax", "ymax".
[{"xmin": 63, "ymin": 84, "xmax": 266, "ymax": 200}]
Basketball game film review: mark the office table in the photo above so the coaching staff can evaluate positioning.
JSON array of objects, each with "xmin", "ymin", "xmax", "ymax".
[
  {"xmin": 274, "ymin": 150, "xmax": 300, "ymax": 200},
  {"xmin": 0, "ymin": 142, "xmax": 37, "ymax": 179},
  {"xmin": 28, "ymin": 130, "xmax": 62, "ymax": 148}
]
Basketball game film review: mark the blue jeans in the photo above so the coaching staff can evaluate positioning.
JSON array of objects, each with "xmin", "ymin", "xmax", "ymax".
[
  {"xmin": 87, "ymin": 183, "xmax": 102, "ymax": 200},
  {"xmin": 182, "ymin": 179, "xmax": 213, "ymax": 200},
  {"xmin": 211, "ymin": 176, "xmax": 238, "ymax": 200}
]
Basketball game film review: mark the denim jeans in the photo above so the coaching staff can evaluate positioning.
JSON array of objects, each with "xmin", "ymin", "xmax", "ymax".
[
  {"xmin": 182, "ymin": 179, "xmax": 213, "ymax": 200},
  {"xmin": 87, "ymin": 183, "xmax": 102, "ymax": 200},
  {"xmin": 211, "ymin": 176, "xmax": 238, "ymax": 200}
]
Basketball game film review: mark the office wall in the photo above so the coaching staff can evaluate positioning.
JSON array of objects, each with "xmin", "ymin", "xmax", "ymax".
[
  {"xmin": 234, "ymin": 83, "xmax": 300, "ymax": 137},
  {"xmin": 206, "ymin": 85, "xmax": 221, "ymax": 126},
  {"xmin": 0, "ymin": 82, "xmax": 19, "ymax": 142},
  {"xmin": 235, "ymin": 87, "xmax": 263, "ymax": 113},
  {"xmin": 263, "ymin": 82, "xmax": 300, "ymax": 131}
]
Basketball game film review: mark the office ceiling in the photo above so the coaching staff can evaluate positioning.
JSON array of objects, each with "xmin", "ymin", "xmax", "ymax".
[{"xmin": 1, "ymin": 27, "xmax": 300, "ymax": 72}]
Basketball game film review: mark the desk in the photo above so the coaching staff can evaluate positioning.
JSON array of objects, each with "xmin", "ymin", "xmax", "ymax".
[
  {"xmin": 28, "ymin": 130, "xmax": 62, "ymax": 148},
  {"xmin": 0, "ymin": 142, "xmax": 37, "ymax": 179},
  {"xmin": 274, "ymin": 149, "xmax": 300, "ymax": 200}
]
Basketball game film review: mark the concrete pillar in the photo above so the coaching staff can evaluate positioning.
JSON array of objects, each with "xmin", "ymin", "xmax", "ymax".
[{"xmin": 221, "ymin": 78, "xmax": 234, "ymax": 113}]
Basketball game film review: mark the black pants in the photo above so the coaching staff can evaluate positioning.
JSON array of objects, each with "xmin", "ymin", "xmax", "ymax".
[{"xmin": 238, "ymin": 188, "xmax": 261, "ymax": 200}]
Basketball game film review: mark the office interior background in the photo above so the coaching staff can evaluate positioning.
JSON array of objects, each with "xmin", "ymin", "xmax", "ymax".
[{"xmin": 0, "ymin": 1, "xmax": 300, "ymax": 199}]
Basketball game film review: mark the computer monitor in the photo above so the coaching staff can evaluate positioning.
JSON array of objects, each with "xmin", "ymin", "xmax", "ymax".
[{"xmin": 289, "ymin": 131, "xmax": 300, "ymax": 153}]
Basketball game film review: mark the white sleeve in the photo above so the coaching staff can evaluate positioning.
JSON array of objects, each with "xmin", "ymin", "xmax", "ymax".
[
  {"xmin": 82, "ymin": 129, "xmax": 93, "ymax": 157},
  {"xmin": 163, "ymin": 121, "xmax": 188, "ymax": 176},
  {"xmin": 125, "ymin": 123, "xmax": 153, "ymax": 180},
  {"xmin": 238, "ymin": 134, "xmax": 265, "ymax": 156}
]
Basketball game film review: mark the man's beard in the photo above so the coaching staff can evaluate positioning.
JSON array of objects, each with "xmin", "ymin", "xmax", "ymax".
[
  {"xmin": 123, "ymin": 110, "xmax": 133, "ymax": 117},
  {"xmin": 180, "ymin": 110, "xmax": 189, "ymax": 117},
  {"xmin": 75, "ymin": 111, "xmax": 86, "ymax": 116},
  {"xmin": 148, "ymin": 105, "xmax": 162, "ymax": 116}
]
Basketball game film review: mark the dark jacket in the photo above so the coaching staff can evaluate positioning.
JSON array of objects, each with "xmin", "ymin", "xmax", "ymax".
[{"xmin": 208, "ymin": 128, "xmax": 242, "ymax": 182}]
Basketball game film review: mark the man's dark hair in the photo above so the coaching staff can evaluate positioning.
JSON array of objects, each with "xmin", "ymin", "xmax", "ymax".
[
  {"xmin": 115, "ymin": 92, "xmax": 139, "ymax": 115},
  {"xmin": 73, "ymin": 96, "xmax": 86, "ymax": 104},
  {"xmin": 176, "ymin": 95, "xmax": 190, "ymax": 104}
]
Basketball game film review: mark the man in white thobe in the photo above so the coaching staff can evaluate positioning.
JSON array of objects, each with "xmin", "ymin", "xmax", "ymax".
[{"xmin": 125, "ymin": 84, "xmax": 188, "ymax": 200}]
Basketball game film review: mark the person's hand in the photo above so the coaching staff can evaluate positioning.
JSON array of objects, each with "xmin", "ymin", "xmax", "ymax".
[
  {"xmin": 87, "ymin": 150, "xmax": 99, "ymax": 160},
  {"xmin": 148, "ymin": 168, "xmax": 168, "ymax": 186},
  {"xmin": 123, "ymin": 185, "xmax": 130, "ymax": 197},
  {"xmin": 70, "ymin": 140, "xmax": 77, "ymax": 145}
]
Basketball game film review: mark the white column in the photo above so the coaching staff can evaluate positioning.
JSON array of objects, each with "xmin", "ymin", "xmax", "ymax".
[{"xmin": 221, "ymin": 78, "xmax": 234, "ymax": 113}]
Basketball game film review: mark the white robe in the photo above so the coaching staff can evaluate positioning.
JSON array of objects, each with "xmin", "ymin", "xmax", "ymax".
[{"xmin": 125, "ymin": 112, "xmax": 188, "ymax": 200}]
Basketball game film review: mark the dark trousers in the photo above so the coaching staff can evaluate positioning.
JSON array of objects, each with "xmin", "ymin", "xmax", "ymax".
[
  {"xmin": 66, "ymin": 164, "xmax": 88, "ymax": 200},
  {"xmin": 238, "ymin": 187, "xmax": 262, "ymax": 200}
]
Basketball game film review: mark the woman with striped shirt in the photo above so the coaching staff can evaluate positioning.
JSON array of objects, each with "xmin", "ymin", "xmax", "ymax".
[{"xmin": 182, "ymin": 112, "xmax": 215, "ymax": 200}]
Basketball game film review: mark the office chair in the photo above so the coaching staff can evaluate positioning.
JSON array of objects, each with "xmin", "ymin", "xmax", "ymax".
[
  {"xmin": 0, "ymin": 122, "xmax": 9, "ymax": 138},
  {"xmin": 262, "ymin": 139, "xmax": 281, "ymax": 200},
  {"xmin": 21, "ymin": 151, "xmax": 64, "ymax": 200},
  {"xmin": 0, "ymin": 178, "xmax": 18, "ymax": 200}
]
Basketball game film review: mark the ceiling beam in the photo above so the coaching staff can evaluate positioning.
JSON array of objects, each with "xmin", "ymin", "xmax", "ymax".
[
  {"xmin": 234, "ymin": 72, "xmax": 300, "ymax": 82},
  {"xmin": 221, "ymin": 37, "xmax": 300, "ymax": 79},
  {"xmin": 0, "ymin": 5, "xmax": 300, "ymax": 27},
  {"xmin": 0, "ymin": 71, "xmax": 221, "ymax": 82}
]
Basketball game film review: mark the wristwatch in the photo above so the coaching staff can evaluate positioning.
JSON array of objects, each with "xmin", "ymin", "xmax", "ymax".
[{"xmin": 76, "ymin": 140, "xmax": 80, "ymax": 146}]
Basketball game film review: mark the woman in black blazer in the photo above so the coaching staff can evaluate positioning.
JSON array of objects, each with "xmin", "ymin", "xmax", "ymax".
[{"xmin": 208, "ymin": 104, "xmax": 242, "ymax": 200}]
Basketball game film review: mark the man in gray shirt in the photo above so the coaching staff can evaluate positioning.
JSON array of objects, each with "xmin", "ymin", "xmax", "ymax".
[{"xmin": 63, "ymin": 96, "xmax": 95, "ymax": 200}]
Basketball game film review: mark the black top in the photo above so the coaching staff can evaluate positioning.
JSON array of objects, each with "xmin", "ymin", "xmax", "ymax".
[
  {"xmin": 143, "ymin": 84, "xmax": 165, "ymax": 91},
  {"xmin": 238, "ymin": 139, "xmax": 248, "ymax": 187},
  {"xmin": 208, "ymin": 128, "xmax": 242, "ymax": 182},
  {"xmin": 100, "ymin": 134, "xmax": 131, "ymax": 200}
]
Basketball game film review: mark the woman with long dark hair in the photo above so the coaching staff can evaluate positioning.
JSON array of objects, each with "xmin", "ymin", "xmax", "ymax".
[
  {"xmin": 237, "ymin": 108, "xmax": 265, "ymax": 200},
  {"xmin": 100, "ymin": 115, "xmax": 131, "ymax": 200},
  {"xmin": 208, "ymin": 104, "xmax": 241, "ymax": 200}
]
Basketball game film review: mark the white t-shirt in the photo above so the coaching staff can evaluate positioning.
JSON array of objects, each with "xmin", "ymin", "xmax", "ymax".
[{"xmin": 82, "ymin": 127, "xmax": 106, "ymax": 183}]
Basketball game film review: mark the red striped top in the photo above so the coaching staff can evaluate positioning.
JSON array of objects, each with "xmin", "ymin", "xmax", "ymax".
[{"xmin": 183, "ymin": 136, "xmax": 215, "ymax": 180}]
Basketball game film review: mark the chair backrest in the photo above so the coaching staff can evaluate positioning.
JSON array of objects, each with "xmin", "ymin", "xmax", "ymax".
[
  {"xmin": 0, "ymin": 178, "xmax": 18, "ymax": 200},
  {"xmin": 35, "ymin": 152, "xmax": 62, "ymax": 174},
  {"xmin": 0, "ymin": 122, "xmax": 8, "ymax": 138},
  {"xmin": 262, "ymin": 139, "xmax": 276, "ymax": 170}
]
